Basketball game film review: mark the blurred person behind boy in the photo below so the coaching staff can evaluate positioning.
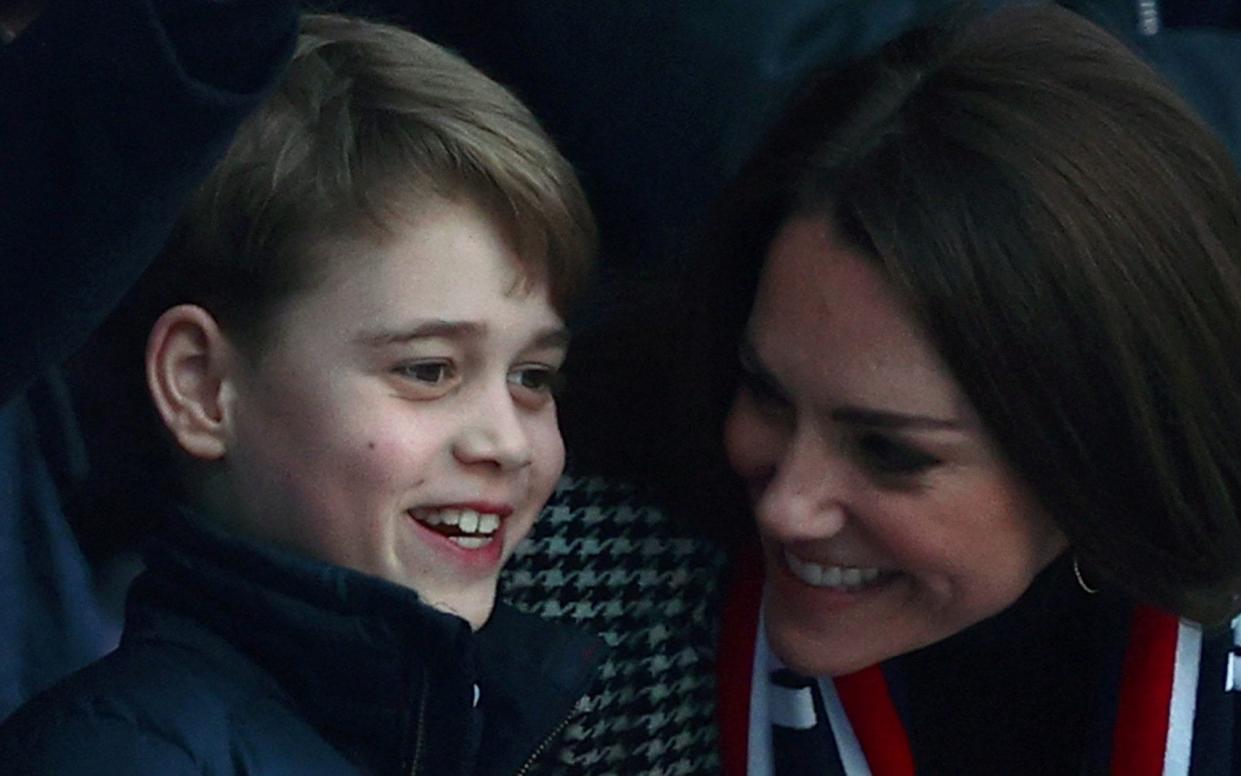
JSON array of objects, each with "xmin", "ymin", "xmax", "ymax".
[{"xmin": 0, "ymin": 0, "xmax": 296, "ymax": 720}]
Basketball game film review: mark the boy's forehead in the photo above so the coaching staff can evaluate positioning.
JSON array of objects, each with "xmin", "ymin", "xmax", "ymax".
[
  {"xmin": 314, "ymin": 194, "xmax": 547, "ymax": 283},
  {"xmin": 280, "ymin": 197, "xmax": 554, "ymax": 322}
]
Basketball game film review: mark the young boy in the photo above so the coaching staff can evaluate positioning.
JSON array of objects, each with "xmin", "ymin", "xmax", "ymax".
[{"xmin": 0, "ymin": 12, "xmax": 600, "ymax": 775}]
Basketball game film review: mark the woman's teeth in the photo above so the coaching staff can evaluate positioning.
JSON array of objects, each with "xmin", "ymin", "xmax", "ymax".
[
  {"xmin": 783, "ymin": 549, "xmax": 885, "ymax": 590},
  {"xmin": 410, "ymin": 508, "xmax": 501, "ymax": 549}
]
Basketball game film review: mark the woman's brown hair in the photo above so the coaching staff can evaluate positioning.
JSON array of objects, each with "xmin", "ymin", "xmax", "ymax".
[{"xmin": 678, "ymin": 3, "xmax": 1241, "ymax": 623}]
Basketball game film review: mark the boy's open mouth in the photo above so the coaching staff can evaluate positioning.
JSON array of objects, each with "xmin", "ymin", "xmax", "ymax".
[{"xmin": 408, "ymin": 507, "xmax": 502, "ymax": 549}]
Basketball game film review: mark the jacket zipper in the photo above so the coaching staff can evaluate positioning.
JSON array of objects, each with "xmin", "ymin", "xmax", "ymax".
[
  {"xmin": 406, "ymin": 668, "xmax": 429, "ymax": 776},
  {"xmin": 1136, "ymin": 0, "xmax": 1160, "ymax": 35},
  {"xmin": 514, "ymin": 702, "xmax": 579, "ymax": 776}
]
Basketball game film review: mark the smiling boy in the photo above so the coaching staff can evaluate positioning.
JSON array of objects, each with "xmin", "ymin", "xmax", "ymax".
[
  {"xmin": 176, "ymin": 196, "xmax": 572, "ymax": 631},
  {"xmin": 0, "ymin": 13, "xmax": 599, "ymax": 775}
]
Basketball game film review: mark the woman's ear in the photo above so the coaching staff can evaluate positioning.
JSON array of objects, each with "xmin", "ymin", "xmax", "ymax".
[{"xmin": 146, "ymin": 304, "xmax": 238, "ymax": 461}]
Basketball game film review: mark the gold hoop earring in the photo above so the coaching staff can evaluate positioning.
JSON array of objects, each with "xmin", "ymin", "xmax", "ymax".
[{"xmin": 1073, "ymin": 555, "xmax": 1098, "ymax": 595}]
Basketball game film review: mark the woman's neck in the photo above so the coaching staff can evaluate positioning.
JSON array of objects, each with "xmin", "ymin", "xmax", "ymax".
[{"xmin": 891, "ymin": 555, "xmax": 1114, "ymax": 775}]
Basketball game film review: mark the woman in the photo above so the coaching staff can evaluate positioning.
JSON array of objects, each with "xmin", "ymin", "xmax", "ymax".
[{"xmin": 679, "ymin": 5, "xmax": 1241, "ymax": 774}]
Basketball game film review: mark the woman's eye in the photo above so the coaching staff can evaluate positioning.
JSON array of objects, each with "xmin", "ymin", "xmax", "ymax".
[
  {"xmin": 856, "ymin": 432, "xmax": 939, "ymax": 477},
  {"xmin": 508, "ymin": 366, "xmax": 562, "ymax": 395},
  {"xmin": 394, "ymin": 361, "xmax": 453, "ymax": 385},
  {"xmin": 736, "ymin": 363, "xmax": 791, "ymax": 416}
]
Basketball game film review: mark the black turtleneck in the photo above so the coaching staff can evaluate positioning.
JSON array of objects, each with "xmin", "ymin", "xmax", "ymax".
[{"xmin": 891, "ymin": 555, "xmax": 1128, "ymax": 776}]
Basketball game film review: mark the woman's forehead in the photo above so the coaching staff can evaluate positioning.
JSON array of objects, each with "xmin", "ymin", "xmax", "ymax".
[{"xmin": 749, "ymin": 216, "xmax": 975, "ymax": 425}]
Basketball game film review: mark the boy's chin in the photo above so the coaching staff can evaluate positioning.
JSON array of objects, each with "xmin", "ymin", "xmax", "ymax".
[{"xmin": 423, "ymin": 591, "xmax": 496, "ymax": 631}]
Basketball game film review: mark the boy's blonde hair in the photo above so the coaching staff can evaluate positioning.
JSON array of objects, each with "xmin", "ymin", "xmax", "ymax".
[{"xmin": 157, "ymin": 12, "xmax": 595, "ymax": 347}]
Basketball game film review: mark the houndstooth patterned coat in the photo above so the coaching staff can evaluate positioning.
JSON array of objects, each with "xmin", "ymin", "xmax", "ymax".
[{"xmin": 500, "ymin": 474, "xmax": 728, "ymax": 775}]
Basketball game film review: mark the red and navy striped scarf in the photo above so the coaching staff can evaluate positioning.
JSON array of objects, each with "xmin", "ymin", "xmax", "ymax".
[{"xmin": 718, "ymin": 554, "xmax": 1239, "ymax": 776}]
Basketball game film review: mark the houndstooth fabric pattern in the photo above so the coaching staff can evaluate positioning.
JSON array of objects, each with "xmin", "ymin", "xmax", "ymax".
[{"xmin": 499, "ymin": 474, "xmax": 728, "ymax": 775}]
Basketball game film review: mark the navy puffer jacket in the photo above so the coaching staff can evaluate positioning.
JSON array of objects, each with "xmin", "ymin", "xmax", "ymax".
[{"xmin": 0, "ymin": 511, "xmax": 606, "ymax": 775}]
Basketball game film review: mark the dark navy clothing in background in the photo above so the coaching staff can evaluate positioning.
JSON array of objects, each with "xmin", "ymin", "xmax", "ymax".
[
  {"xmin": 0, "ymin": 0, "xmax": 297, "ymax": 720},
  {"xmin": 370, "ymin": 0, "xmax": 1241, "ymax": 281},
  {"xmin": 1068, "ymin": 0, "xmax": 1241, "ymax": 165},
  {"xmin": 0, "ymin": 0, "xmax": 297, "ymax": 400},
  {"xmin": 376, "ymin": 0, "xmax": 963, "ymax": 277}
]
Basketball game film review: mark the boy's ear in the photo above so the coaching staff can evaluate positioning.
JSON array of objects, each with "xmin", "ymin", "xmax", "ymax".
[{"xmin": 146, "ymin": 304, "xmax": 238, "ymax": 461}]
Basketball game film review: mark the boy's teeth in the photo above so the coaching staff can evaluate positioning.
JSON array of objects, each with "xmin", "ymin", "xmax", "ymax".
[
  {"xmin": 411, "ymin": 508, "xmax": 501, "ymax": 536},
  {"xmin": 783, "ymin": 549, "xmax": 884, "ymax": 590},
  {"xmin": 450, "ymin": 536, "xmax": 491, "ymax": 550}
]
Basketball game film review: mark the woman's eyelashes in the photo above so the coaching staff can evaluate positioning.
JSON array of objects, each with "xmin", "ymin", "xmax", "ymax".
[
  {"xmin": 736, "ymin": 359, "xmax": 791, "ymax": 416},
  {"xmin": 736, "ymin": 355, "xmax": 940, "ymax": 481},
  {"xmin": 736, "ymin": 350, "xmax": 943, "ymax": 485},
  {"xmin": 854, "ymin": 431, "xmax": 941, "ymax": 480}
]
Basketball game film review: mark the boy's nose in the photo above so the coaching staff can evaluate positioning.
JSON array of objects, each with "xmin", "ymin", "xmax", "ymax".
[{"xmin": 452, "ymin": 394, "xmax": 533, "ymax": 471}]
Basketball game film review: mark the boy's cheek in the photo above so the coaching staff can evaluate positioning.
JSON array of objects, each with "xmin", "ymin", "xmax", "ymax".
[{"xmin": 533, "ymin": 426, "xmax": 567, "ymax": 490}]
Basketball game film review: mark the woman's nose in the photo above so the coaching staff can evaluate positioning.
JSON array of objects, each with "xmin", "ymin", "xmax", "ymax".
[{"xmin": 753, "ymin": 431, "xmax": 848, "ymax": 540}]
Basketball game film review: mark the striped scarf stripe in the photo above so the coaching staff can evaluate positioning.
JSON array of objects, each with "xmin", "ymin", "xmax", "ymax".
[{"xmin": 719, "ymin": 557, "xmax": 1215, "ymax": 776}]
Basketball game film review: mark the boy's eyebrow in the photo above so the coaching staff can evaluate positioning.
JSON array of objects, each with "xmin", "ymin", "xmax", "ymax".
[
  {"xmin": 534, "ymin": 327, "xmax": 572, "ymax": 348},
  {"xmin": 356, "ymin": 319, "xmax": 482, "ymax": 347},
  {"xmin": 355, "ymin": 319, "xmax": 570, "ymax": 349}
]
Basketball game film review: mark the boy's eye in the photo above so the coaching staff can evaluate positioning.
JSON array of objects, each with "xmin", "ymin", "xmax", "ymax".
[
  {"xmin": 508, "ymin": 366, "xmax": 562, "ymax": 395},
  {"xmin": 394, "ymin": 361, "xmax": 454, "ymax": 385},
  {"xmin": 855, "ymin": 432, "xmax": 940, "ymax": 478}
]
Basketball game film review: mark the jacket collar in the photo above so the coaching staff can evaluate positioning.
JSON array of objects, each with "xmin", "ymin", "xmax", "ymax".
[
  {"xmin": 125, "ymin": 508, "xmax": 605, "ymax": 775},
  {"xmin": 474, "ymin": 603, "xmax": 608, "ymax": 773}
]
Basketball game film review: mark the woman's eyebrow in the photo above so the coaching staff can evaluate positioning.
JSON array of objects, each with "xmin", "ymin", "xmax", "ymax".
[
  {"xmin": 742, "ymin": 338, "xmax": 964, "ymax": 430},
  {"xmin": 737, "ymin": 341, "xmax": 790, "ymax": 397},
  {"xmin": 741, "ymin": 338, "xmax": 965, "ymax": 431},
  {"xmin": 830, "ymin": 406, "xmax": 964, "ymax": 431}
]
